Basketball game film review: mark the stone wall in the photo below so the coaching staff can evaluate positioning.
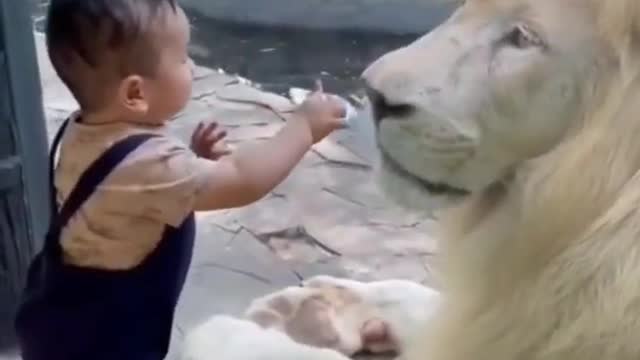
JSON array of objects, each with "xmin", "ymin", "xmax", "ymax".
[{"xmin": 178, "ymin": 0, "xmax": 457, "ymax": 35}]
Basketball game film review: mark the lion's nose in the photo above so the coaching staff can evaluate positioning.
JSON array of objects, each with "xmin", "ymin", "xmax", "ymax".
[{"xmin": 364, "ymin": 84, "xmax": 415, "ymax": 126}]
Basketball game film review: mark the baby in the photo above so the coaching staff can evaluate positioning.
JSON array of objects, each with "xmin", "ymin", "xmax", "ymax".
[{"xmin": 14, "ymin": 1, "xmax": 346, "ymax": 360}]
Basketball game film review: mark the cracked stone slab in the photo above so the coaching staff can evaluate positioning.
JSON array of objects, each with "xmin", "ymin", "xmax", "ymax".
[
  {"xmin": 225, "ymin": 122, "xmax": 284, "ymax": 143},
  {"xmin": 189, "ymin": 220, "xmax": 237, "ymax": 265},
  {"xmin": 191, "ymin": 72, "xmax": 237, "ymax": 100},
  {"xmin": 338, "ymin": 254, "xmax": 431, "ymax": 284},
  {"xmin": 311, "ymin": 165, "xmax": 387, "ymax": 210},
  {"xmin": 312, "ymin": 135, "xmax": 371, "ymax": 168},
  {"xmin": 192, "ymin": 65, "xmax": 217, "ymax": 80},
  {"xmin": 272, "ymin": 161, "xmax": 375, "ymax": 210},
  {"xmin": 221, "ymin": 229, "xmax": 301, "ymax": 285},
  {"xmin": 216, "ymin": 83, "xmax": 296, "ymax": 114},
  {"xmin": 267, "ymin": 235, "xmax": 332, "ymax": 264},
  {"xmin": 270, "ymin": 151, "xmax": 332, "ymax": 196},
  {"xmin": 203, "ymin": 96, "xmax": 284, "ymax": 126},
  {"xmin": 170, "ymin": 98, "xmax": 286, "ymax": 145},
  {"xmin": 368, "ymin": 255, "xmax": 432, "ymax": 283},
  {"xmin": 304, "ymin": 220, "xmax": 438, "ymax": 259},
  {"xmin": 365, "ymin": 207, "xmax": 435, "ymax": 229},
  {"xmin": 175, "ymin": 229, "xmax": 304, "ymax": 331},
  {"xmin": 288, "ymin": 256, "xmax": 349, "ymax": 280},
  {"xmin": 197, "ymin": 194, "xmax": 301, "ymax": 235},
  {"xmin": 298, "ymin": 186, "xmax": 371, "ymax": 235}
]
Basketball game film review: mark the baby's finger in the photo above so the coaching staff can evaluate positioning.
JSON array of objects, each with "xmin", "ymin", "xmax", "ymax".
[
  {"xmin": 210, "ymin": 129, "xmax": 228, "ymax": 143},
  {"xmin": 211, "ymin": 148, "xmax": 232, "ymax": 158},
  {"xmin": 308, "ymin": 78, "xmax": 329, "ymax": 100},
  {"xmin": 200, "ymin": 124, "xmax": 220, "ymax": 148},
  {"xmin": 315, "ymin": 78, "xmax": 324, "ymax": 93},
  {"xmin": 191, "ymin": 121, "xmax": 205, "ymax": 143},
  {"xmin": 202, "ymin": 122, "xmax": 219, "ymax": 140},
  {"xmin": 330, "ymin": 95, "xmax": 347, "ymax": 118},
  {"xmin": 307, "ymin": 91, "xmax": 328, "ymax": 103}
]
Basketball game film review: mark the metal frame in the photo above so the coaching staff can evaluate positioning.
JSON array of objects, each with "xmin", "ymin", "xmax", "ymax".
[{"xmin": 0, "ymin": 0, "xmax": 49, "ymax": 349}]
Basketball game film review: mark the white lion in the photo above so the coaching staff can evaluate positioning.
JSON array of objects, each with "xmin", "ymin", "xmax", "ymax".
[{"xmin": 362, "ymin": 0, "xmax": 640, "ymax": 359}]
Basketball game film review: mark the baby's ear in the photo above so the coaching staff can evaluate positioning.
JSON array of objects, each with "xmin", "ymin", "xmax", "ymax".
[{"xmin": 119, "ymin": 75, "xmax": 149, "ymax": 115}]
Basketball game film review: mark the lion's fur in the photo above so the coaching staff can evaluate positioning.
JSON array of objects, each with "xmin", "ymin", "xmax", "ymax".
[
  {"xmin": 181, "ymin": 277, "xmax": 439, "ymax": 359},
  {"xmin": 242, "ymin": 276, "xmax": 439, "ymax": 356},
  {"xmin": 597, "ymin": 0, "xmax": 640, "ymax": 66},
  {"xmin": 364, "ymin": 1, "xmax": 640, "ymax": 360},
  {"xmin": 181, "ymin": 315, "xmax": 350, "ymax": 360}
]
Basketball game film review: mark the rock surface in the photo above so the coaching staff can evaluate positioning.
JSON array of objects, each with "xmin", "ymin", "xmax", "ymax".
[{"xmin": 181, "ymin": 0, "xmax": 456, "ymax": 35}]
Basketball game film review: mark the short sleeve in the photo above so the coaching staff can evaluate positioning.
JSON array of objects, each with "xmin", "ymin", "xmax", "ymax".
[{"xmin": 98, "ymin": 135, "xmax": 217, "ymax": 227}]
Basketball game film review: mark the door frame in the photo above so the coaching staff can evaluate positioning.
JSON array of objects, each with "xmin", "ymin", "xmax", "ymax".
[{"xmin": 1, "ymin": 0, "xmax": 50, "ymax": 249}]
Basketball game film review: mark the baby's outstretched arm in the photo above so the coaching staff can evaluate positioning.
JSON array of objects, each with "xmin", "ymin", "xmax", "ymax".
[{"xmin": 193, "ymin": 86, "xmax": 345, "ymax": 211}]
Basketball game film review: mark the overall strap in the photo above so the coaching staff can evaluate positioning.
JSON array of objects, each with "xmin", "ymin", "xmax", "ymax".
[
  {"xmin": 49, "ymin": 118, "xmax": 71, "ymax": 211},
  {"xmin": 53, "ymin": 133, "xmax": 158, "ymax": 231}
]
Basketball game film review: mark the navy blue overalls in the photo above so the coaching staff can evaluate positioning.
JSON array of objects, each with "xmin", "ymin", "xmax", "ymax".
[{"xmin": 15, "ymin": 117, "xmax": 196, "ymax": 360}]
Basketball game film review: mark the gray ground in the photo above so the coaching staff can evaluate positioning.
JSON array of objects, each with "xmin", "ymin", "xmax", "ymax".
[{"xmin": 9, "ymin": 33, "xmax": 440, "ymax": 359}]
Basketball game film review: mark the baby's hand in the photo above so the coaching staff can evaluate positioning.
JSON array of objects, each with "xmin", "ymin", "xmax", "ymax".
[
  {"xmin": 191, "ymin": 121, "xmax": 232, "ymax": 160},
  {"xmin": 294, "ymin": 80, "xmax": 346, "ymax": 143}
]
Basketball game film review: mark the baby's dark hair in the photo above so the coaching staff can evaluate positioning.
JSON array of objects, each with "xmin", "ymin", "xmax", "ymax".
[{"xmin": 46, "ymin": 0, "xmax": 177, "ymax": 110}]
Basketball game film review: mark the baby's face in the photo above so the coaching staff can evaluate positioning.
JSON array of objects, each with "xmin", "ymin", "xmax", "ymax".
[{"xmin": 144, "ymin": 5, "xmax": 193, "ymax": 122}]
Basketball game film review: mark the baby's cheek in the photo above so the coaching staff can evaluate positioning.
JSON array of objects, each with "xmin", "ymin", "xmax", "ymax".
[{"xmin": 166, "ymin": 67, "xmax": 193, "ymax": 115}]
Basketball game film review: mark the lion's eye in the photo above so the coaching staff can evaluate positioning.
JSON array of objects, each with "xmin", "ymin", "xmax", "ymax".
[{"xmin": 504, "ymin": 24, "xmax": 542, "ymax": 49}]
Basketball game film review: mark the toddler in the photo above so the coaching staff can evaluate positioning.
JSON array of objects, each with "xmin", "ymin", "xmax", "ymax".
[{"xmin": 15, "ymin": 1, "xmax": 345, "ymax": 359}]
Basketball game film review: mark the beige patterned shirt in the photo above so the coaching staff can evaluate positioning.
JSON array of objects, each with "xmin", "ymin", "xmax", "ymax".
[{"xmin": 54, "ymin": 114, "xmax": 216, "ymax": 270}]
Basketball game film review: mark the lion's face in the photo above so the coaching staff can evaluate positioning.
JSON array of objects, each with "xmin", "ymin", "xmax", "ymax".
[{"xmin": 363, "ymin": 0, "xmax": 602, "ymax": 210}]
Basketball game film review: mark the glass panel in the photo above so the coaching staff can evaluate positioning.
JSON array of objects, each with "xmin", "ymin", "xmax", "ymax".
[{"xmin": 0, "ymin": 53, "xmax": 15, "ymax": 158}]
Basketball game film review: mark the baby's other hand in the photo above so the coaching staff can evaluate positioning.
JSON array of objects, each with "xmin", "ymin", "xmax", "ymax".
[
  {"xmin": 294, "ymin": 80, "xmax": 346, "ymax": 143},
  {"xmin": 191, "ymin": 121, "xmax": 232, "ymax": 160}
]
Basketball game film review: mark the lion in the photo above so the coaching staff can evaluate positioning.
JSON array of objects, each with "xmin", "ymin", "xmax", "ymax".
[{"xmin": 361, "ymin": 0, "xmax": 640, "ymax": 359}]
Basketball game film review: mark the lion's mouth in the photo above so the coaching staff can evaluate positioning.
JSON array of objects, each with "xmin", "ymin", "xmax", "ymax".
[{"xmin": 379, "ymin": 147, "xmax": 470, "ymax": 196}]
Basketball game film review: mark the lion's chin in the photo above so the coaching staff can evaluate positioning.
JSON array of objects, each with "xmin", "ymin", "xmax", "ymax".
[{"xmin": 375, "ymin": 155, "xmax": 468, "ymax": 217}]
